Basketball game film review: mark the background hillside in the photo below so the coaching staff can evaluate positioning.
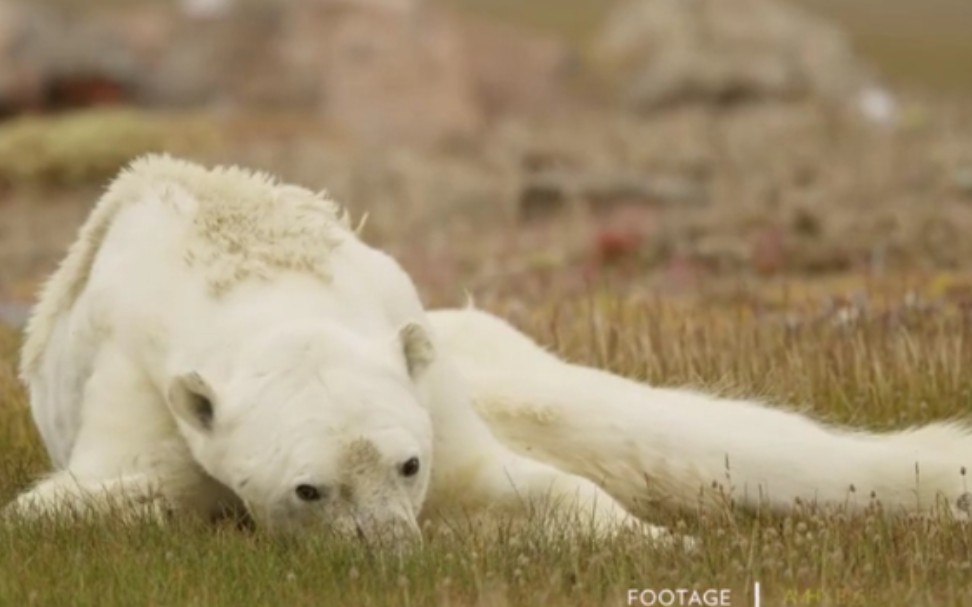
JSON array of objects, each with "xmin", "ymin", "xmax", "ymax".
[{"xmin": 2, "ymin": 2, "xmax": 972, "ymax": 605}]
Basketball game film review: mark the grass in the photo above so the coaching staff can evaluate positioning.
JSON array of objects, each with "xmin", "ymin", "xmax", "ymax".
[
  {"xmin": 3, "ymin": 286, "xmax": 972, "ymax": 606},
  {"xmin": 1, "ymin": 2, "xmax": 971, "ymax": 604}
]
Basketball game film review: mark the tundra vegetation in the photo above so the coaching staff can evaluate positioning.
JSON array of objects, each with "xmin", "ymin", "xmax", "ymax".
[
  {"xmin": 4, "ymin": 291, "xmax": 972, "ymax": 606},
  {"xmin": 2, "ymin": 0, "xmax": 972, "ymax": 605}
]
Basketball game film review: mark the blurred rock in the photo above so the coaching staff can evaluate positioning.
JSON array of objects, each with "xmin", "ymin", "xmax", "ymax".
[
  {"xmin": 0, "ymin": 1, "xmax": 43, "ymax": 114},
  {"xmin": 519, "ymin": 172, "xmax": 571, "ymax": 222},
  {"xmin": 0, "ymin": 0, "xmax": 588, "ymax": 146},
  {"xmin": 135, "ymin": 1, "xmax": 312, "ymax": 108},
  {"xmin": 103, "ymin": 0, "xmax": 488, "ymax": 143},
  {"xmin": 593, "ymin": 0, "xmax": 879, "ymax": 111},
  {"xmin": 0, "ymin": 1, "xmax": 142, "ymax": 114},
  {"xmin": 289, "ymin": 0, "xmax": 482, "ymax": 145},
  {"xmin": 457, "ymin": 17, "xmax": 575, "ymax": 119},
  {"xmin": 855, "ymin": 85, "xmax": 898, "ymax": 125},
  {"xmin": 752, "ymin": 224, "xmax": 787, "ymax": 276},
  {"xmin": 582, "ymin": 172, "xmax": 707, "ymax": 212},
  {"xmin": 0, "ymin": 301, "xmax": 29, "ymax": 328},
  {"xmin": 519, "ymin": 169, "xmax": 706, "ymax": 222},
  {"xmin": 956, "ymin": 169, "xmax": 972, "ymax": 199},
  {"xmin": 180, "ymin": 0, "xmax": 235, "ymax": 20}
]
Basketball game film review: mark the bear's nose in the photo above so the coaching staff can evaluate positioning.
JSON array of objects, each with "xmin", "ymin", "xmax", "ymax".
[{"xmin": 354, "ymin": 515, "xmax": 423, "ymax": 548}]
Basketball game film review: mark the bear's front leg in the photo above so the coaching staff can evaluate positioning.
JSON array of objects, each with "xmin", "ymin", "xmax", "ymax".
[{"xmin": 5, "ymin": 471, "xmax": 169, "ymax": 523}]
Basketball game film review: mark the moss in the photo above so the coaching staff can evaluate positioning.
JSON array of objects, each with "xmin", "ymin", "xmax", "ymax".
[{"xmin": 0, "ymin": 109, "xmax": 220, "ymax": 187}]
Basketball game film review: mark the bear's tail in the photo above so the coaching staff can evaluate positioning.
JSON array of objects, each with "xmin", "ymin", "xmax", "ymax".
[{"xmin": 429, "ymin": 308, "xmax": 972, "ymax": 518}]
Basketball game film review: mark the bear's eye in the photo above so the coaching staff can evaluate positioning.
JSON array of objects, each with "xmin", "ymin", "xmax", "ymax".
[
  {"xmin": 399, "ymin": 457, "xmax": 421, "ymax": 478},
  {"xmin": 295, "ymin": 484, "xmax": 325, "ymax": 502}
]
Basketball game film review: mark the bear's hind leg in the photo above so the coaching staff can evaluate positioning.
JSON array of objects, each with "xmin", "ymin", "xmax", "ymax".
[{"xmin": 421, "ymin": 350, "xmax": 694, "ymax": 547}]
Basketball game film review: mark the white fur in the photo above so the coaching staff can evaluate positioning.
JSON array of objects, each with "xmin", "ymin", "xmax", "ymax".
[
  {"xmin": 428, "ymin": 308, "xmax": 972, "ymax": 518},
  {"xmin": 9, "ymin": 156, "xmax": 653, "ymax": 543}
]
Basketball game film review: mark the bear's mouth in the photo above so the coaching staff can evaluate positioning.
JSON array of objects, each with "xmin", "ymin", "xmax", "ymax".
[{"xmin": 211, "ymin": 500, "xmax": 255, "ymax": 532}]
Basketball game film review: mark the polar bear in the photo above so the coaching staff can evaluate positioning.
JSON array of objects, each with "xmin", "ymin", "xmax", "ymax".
[
  {"xmin": 428, "ymin": 307, "xmax": 972, "ymax": 518},
  {"xmin": 7, "ymin": 155, "xmax": 649, "ymax": 540}
]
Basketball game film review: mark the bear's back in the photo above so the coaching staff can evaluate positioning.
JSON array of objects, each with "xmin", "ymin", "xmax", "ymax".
[{"xmin": 21, "ymin": 155, "xmax": 352, "ymax": 381}]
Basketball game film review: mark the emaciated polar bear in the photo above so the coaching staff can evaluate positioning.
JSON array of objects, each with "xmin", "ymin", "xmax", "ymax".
[
  {"xmin": 7, "ymin": 155, "xmax": 649, "ymax": 540},
  {"xmin": 428, "ymin": 308, "xmax": 972, "ymax": 519}
]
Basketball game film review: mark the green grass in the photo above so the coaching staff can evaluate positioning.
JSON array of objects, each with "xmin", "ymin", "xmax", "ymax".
[
  {"xmin": 1, "ymin": 4, "xmax": 968, "ymax": 604},
  {"xmin": 3, "ymin": 289, "xmax": 972, "ymax": 606}
]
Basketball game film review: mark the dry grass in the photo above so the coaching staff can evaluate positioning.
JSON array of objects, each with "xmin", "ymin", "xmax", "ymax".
[
  {"xmin": 0, "ymin": 4, "xmax": 970, "ymax": 604},
  {"xmin": 3, "ymin": 285, "xmax": 972, "ymax": 606}
]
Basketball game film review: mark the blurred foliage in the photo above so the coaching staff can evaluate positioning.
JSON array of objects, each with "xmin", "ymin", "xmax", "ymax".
[
  {"xmin": 442, "ymin": 0, "xmax": 608, "ymax": 44},
  {"xmin": 441, "ymin": 0, "xmax": 972, "ymax": 94},
  {"xmin": 805, "ymin": 0, "xmax": 972, "ymax": 93},
  {"xmin": 0, "ymin": 109, "xmax": 220, "ymax": 187}
]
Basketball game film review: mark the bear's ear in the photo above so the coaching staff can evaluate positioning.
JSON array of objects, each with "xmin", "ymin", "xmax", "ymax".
[
  {"xmin": 399, "ymin": 322, "xmax": 434, "ymax": 379},
  {"xmin": 167, "ymin": 371, "xmax": 217, "ymax": 433}
]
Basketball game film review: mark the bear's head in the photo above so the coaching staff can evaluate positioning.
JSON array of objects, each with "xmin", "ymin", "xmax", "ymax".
[{"xmin": 165, "ymin": 321, "xmax": 435, "ymax": 542}]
